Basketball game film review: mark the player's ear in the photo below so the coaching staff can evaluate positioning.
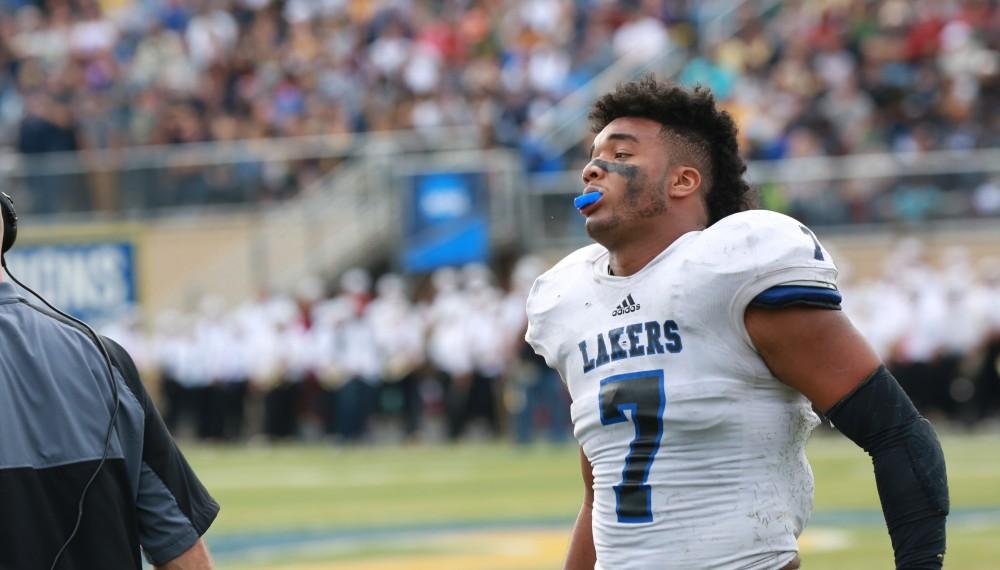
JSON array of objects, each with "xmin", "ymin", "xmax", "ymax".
[{"xmin": 667, "ymin": 165, "xmax": 702, "ymax": 199}]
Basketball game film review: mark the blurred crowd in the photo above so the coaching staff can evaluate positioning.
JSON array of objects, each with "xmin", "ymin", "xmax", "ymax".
[
  {"xmin": 3, "ymin": 0, "xmax": 999, "ymax": 225},
  {"xmin": 678, "ymin": 0, "xmax": 1000, "ymax": 224},
  {"xmin": 95, "ymin": 243, "xmax": 1000, "ymax": 446},
  {"xmin": 0, "ymin": 0, "xmax": 681, "ymax": 212},
  {"xmin": 842, "ymin": 241, "xmax": 1000, "ymax": 424},
  {"xmin": 104, "ymin": 258, "xmax": 573, "ymax": 444},
  {"xmin": 704, "ymin": 0, "xmax": 1000, "ymax": 159}
]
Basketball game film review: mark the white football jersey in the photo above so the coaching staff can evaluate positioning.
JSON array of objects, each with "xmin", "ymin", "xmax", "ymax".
[{"xmin": 526, "ymin": 210, "xmax": 837, "ymax": 570}]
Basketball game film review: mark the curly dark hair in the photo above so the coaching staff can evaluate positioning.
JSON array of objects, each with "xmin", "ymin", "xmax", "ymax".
[{"xmin": 588, "ymin": 75, "xmax": 755, "ymax": 225}]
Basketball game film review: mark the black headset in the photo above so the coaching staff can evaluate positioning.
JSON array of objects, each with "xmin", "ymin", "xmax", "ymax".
[
  {"xmin": 1, "ymin": 192, "xmax": 121, "ymax": 570},
  {"xmin": 1, "ymin": 191, "xmax": 17, "ymax": 256}
]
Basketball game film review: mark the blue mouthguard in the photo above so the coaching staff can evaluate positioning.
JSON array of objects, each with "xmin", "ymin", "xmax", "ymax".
[{"xmin": 574, "ymin": 192, "xmax": 602, "ymax": 210}]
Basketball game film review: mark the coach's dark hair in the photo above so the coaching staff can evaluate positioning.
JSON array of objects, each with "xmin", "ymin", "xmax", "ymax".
[{"xmin": 588, "ymin": 75, "xmax": 755, "ymax": 225}]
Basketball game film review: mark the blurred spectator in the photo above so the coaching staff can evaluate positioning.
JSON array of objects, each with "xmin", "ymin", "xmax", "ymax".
[
  {"xmin": 329, "ymin": 268, "xmax": 381, "ymax": 442},
  {"xmin": 264, "ymin": 292, "xmax": 309, "ymax": 439},
  {"xmin": 455, "ymin": 263, "xmax": 505, "ymax": 439},
  {"xmin": 424, "ymin": 266, "xmax": 476, "ymax": 440},
  {"xmin": 16, "ymin": 86, "xmax": 80, "ymax": 213},
  {"xmin": 368, "ymin": 272, "xmax": 426, "ymax": 440}
]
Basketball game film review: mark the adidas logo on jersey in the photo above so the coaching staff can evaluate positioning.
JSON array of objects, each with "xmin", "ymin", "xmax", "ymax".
[{"xmin": 611, "ymin": 294, "xmax": 640, "ymax": 316}]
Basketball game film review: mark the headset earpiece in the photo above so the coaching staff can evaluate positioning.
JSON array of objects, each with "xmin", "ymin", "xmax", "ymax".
[{"xmin": 2, "ymin": 191, "xmax": 17, "ymax": 255}]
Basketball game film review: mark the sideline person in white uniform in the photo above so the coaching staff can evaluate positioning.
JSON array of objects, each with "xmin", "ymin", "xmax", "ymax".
[{"xmin": 526, "ymin": 76, "xmax": 948, "ymax": 570}]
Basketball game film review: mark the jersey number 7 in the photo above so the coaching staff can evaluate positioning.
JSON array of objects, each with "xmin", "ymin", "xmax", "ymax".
[{"xmin": 599, "ymin": 369, "xmax": 665, "ymax": 523}]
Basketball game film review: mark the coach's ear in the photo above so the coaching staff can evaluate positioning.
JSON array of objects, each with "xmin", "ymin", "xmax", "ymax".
[{"xmin": 667, "ymin": 165, "xmax": 701, "ymax": 199}]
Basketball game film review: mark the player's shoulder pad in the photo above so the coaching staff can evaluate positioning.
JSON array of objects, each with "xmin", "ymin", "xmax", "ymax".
[
  {"xmin": 525, "ymin": 244, "xmax": 603, "ymax": 368},
  {"xmin": 696, "ymin": 209, "xmax": 837, "ymax": 278},
  {"xmin": 526, "ymin": 243, "xmax": 604, "ymax": 320}
]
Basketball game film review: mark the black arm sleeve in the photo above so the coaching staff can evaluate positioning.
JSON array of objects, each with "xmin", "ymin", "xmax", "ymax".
[{"xmin": 825, "ymin": 365, "xmax": 949, "ymax": 569}]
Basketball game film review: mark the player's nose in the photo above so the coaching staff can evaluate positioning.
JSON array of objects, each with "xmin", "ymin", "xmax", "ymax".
[{"xmin": 581, "ymin": 160, "xmax": 603, "ymax": 184}]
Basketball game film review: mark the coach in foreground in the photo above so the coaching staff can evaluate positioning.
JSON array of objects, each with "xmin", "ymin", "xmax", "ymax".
[
  {"xmin": 0, "ymin": 192, "xmax": 218, "ymax": 569},
  {"xmin": 526, "ymin": 76, "xmax": 948, "ymax": 569}
]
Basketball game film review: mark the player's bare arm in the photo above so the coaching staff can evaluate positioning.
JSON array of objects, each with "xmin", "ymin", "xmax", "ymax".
[
  {"xmin": 154, "ymin": 538, "xmax": 214, "ymax": 570},
  {"xmin": 564, "ymin": 448, "xmax": 597, "ymax": 570},
  {"xmin": 747, "ymin": 306, "xmax": 949, "ymax": 568},
  {"xmin": 745, "ymin": 308, "xmax": 881, "ymax": 410}
]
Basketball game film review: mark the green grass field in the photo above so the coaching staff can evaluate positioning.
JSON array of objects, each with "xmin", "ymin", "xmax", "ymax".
[{"xmin": 184, "ymin": 432, "xmax": 1000, "ymax": 569}]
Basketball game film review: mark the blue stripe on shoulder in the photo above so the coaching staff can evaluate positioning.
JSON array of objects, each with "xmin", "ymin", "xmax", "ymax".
[{"xmin": 751, "ymin": 285, "xmax": 842, "ymax": 309}]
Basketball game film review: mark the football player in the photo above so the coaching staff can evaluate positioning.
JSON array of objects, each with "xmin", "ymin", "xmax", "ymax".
[{"xmin": 526, "ymin": 76, "xmax": 948, "ymax": 570}]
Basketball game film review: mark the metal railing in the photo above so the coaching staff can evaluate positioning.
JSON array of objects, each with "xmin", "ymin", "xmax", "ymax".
[
  {"xmin": 0, "ymin": 126, "xmax": 481, "ymax": 218},
  {"xmin": 148, "ymin": 146, "xmax": 522, "ymax": 312},
  {"xmin": 748, "ymin": 148, "xmax": 1000, "ymax": 183},
  {"xmin": 521, "ymin": 148, "xmax": 1000, "ymax": 250}
]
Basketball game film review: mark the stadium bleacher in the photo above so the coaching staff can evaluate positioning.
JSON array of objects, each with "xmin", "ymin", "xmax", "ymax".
[{"xmin": 2, "ymin": 0, "xmax": 998, "ymax": 221}]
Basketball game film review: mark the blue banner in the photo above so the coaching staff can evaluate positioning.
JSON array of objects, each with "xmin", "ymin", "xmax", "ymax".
[
  {"xmin": 4, "ymin": 241, "xmax": 137, "ymax": 322},
  {"xmin": 402, "ymin": 171, "xmax": 489, "ymax": 272}
]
